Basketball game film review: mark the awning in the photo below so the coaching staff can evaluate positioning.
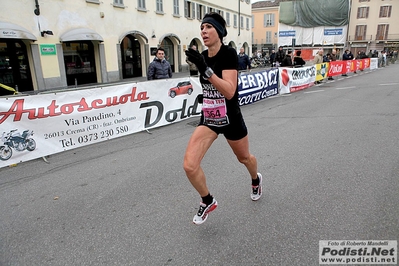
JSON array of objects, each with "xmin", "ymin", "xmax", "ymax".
[
  {"xmin": 159, "ymin": 33, "xmax": 181, "ymax": 44},
  {"xmin": 0, "ymin": 21, "xmax": 37, "ymax": 41},
  {"xmin": 119, "ymin": 30, "xmax": 148, "ymax": 43},
  {"xmin": 60, "ymin": 28, "xmax": 103, "ymax": 42}
]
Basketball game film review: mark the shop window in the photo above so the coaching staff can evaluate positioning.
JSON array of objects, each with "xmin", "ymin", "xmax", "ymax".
[
  {"xmin": 0, "ymin": 40, "xmax": 33, "ymax": 95},
  {"xmin": 63, "ymin": 42, "xmax": 97, "ymax": 86}
]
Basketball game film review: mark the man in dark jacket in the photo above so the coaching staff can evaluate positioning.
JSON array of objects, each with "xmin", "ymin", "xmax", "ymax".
[
  {"xmin": 147, "ymin": 47, "xmax": 173, "ymax": 80},
  {"xmin": 237, "ymin": 47, "xmax": 251, "ymax": 71},
  {"xmin": 293, "ymin": 50, "xmax": 306, "ymax": 67},
  {"xmin": 343, "ymin": 49, "xmax": 354, "ymax": 61},
  {"xmin": 328, "ymin": 49, "xmax": 337, "ymax": 80},
  {"xmin": 342, "ymin": 49, "xmax": 354, "ymax": 76},
  {"xmin": 275, "ymin": 46, "xmax": 285, "ymax": 66},
  {"xmin": 269, "ymin": 49, "xmax": 276, "ymax": 66},
  {"xmin": 280, "ymin": 50, "xmax": 293, "ymax": 67}
]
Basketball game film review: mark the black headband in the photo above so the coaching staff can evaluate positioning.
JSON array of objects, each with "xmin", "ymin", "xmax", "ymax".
[{"xmin": 201, "ymin": 17, "xmax": 226, "ymax": 38}]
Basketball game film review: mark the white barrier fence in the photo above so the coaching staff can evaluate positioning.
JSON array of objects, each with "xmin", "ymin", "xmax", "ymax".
[{"xmin": 0, "ymin": 60, "xmax": 378, "ymax": 168}]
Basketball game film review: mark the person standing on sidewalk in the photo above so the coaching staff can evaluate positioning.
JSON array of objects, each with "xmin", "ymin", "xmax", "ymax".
[
  {"xmin": 293, "ymin": 50, "xmax": 306, "ymax": 67},
  {"xmin": 275, "ymin": 46, "xmax": 285, "ymax": 67},
  {"xmin": 184, "ymin": 12, "xmax": 262, "ymax": 225},
  {"xmin": 342, "ymin": 49, "xmax": 354, "ymax": 76},
  {"xmin": 313, "ymin": 49, "xmax": 324, "ymax": 84},
  {"xmin": 237, "ymin": 47, "xmax": 251, "ymax": 71},
  {"xmin": 328, "ymin": 49, "xmax": 337, "ymax": 80},
  {"xmin": 281, "ymin": 49, "xmax": 293, "ymax": 67},
  {"xmin": 147, "ymin": 47, "xmax": 172, "ymax": 80},
  {"xmin": 269, "ymin": 49, "xmax": 277, "ymax": 67}
]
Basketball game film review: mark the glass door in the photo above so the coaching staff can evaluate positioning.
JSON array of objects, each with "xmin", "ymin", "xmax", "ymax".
[{"xmin": 0, "ymin": 40, "xmax": 33, "ymax": 96}]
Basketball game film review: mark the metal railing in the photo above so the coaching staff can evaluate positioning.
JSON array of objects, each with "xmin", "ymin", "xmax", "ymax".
[
  {"xmin": 348, "ymin": 34, "xmax": 399, "ymax": 41},
  {"xmin": 348, "ymin": 35, "xmax": 373, "ymax": 41}
]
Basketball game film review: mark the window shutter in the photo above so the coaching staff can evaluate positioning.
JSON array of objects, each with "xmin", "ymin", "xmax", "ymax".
[
  {"xmin": 385, "ymin": 24, "xmax": 389, "ymax": 38},
  {"xmin": 191, "ymin": 3, "xmax": 195, "ymax": 18}
]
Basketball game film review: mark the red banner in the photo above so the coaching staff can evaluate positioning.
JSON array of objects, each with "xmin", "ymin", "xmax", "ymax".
[
  {"xmin": 328, "ymin": 59, "xmax": 371, "ymax": 76},
  {"xmin": 328, "ymin": 61, "xmax": 345, "ymax": 77}
]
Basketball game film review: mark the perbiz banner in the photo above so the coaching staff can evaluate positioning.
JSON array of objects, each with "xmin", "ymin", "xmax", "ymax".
[{"xmin": 238, "ymin": 68, "xmax": 279, "ymax": 105}]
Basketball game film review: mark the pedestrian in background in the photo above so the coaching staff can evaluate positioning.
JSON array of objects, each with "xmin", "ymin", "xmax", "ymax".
[
  {"xmin": 313, "ymin": 49, "xmax": 324, "ymax": 84},
  {"xmin": 328, "ymin": 49, "xmax": 337, "ymax": 80},
  {"xmin": 342, "ymin": 49, "xmax": 354, "ymax": 76},
  {"xmin": 313, "ymin": 49, "xmax": 324, "ymax": 64},
  {"xmin": 186, "ymin": 45, "xmax": 199, "ymax": 76},
  {"xmin": 293, "ymin": 50, "xmax": 306, "ymax": 67},
  {"xmin": 381, "ymin": 51, "xmax": 386, "ymax": 67},
  {"xmin": 281, "ymin": 49, "xmax": 293, "ymax": 67},
  {"xmin": 367, "ymin": 50, "xmax": 373, "ymax": 58},
  {"xmin": 147, "ymin": 47, "xmax": 172, "ymax": 80},
  {"xmin": 275, "ymin": 46, "xmax": 285, "ymax": 67},
  {"xmin": 269, "ymin": 49, "xmax": 276, "ymax": 67},
  {"xmin": 331, "ymin": 49, "xmax": 337, "ymax": 61},
  {"xmin": 237, "ymin": 47, "xmax": 251, "ymax": 71}
]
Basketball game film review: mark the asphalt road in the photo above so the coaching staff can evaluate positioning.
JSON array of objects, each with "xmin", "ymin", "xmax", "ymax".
[{"xmin": 1, "ymin": 64, "xmax": 398, "ymax": 266}]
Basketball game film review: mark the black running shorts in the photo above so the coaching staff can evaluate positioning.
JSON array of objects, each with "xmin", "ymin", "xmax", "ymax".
[{"xmin": 199, "ymin": 112, "xmax": 248, "ymax": 141}]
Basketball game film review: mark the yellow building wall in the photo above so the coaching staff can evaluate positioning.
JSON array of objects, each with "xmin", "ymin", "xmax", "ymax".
[{"xmin": 252, "ymin": 7, "xmax": 279, "ymax": 50}]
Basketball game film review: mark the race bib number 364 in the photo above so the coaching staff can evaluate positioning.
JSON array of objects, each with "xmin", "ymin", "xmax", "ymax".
[{"xmin": 202, "ymin": 98, "xmax": 229, "ymax": 126}]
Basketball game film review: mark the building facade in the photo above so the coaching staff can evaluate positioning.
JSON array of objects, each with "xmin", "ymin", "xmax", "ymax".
[
  {"xmin": 0, "ymin": 0, "xmax": 252, "ymax": 95},
  {"xmin": 251, "ymin": 0, "xmax": 280, "ymax": 55},
  {"xmin": 347, "ymin": 0, "xmax": 399, "ymax": 55},
  {"xmin": 252, "ymin": 0, "xmax": 398, "ymax": 60}
]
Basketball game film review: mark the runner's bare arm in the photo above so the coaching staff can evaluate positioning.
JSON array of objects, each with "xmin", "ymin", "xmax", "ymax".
[{"xmin": 208, "ymin": 69, "xmax": 237, "ymax": 100}]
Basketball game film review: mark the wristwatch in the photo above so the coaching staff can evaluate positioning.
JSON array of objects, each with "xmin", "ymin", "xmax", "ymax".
[{"xmin": 203, "ymin": 67, "xmax": 214, "ymax": 80}]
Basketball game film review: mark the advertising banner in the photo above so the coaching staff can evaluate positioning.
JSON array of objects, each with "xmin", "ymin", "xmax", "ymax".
[
  {"xmin": 238, "ymin": 69, "xmax": 279, "ymax": 105},
  {"xmin": 316, "ymin": 63, "xmax": 329, "ymax": 81},
  {"xmin": 0, "ymin": 61, "xmax": 376, "ymax": 168},
  {"xmin": 370, "ymin": 58, "xmax": 378, "ymax": 70},
  {"xmin": 328, "ymin": 61, "xmax": 346, "ymax": 77},
  {"xmin": 317, "ymin": 59, "xmax": 372, "ymax": 78},
  {"xmin": 0, "ymin": 78, "xmax": 201, "ymax": 167},
  {"xmin": 360, "ymin": 58, "xmax": 371, "ymax": 70},
  {"xmin": 279, "ymin": 65, "xmax": 316, "ymax": 94},
  {"xmin": 345, "ymin": 60, "xmax": 355, "ymax": 73}
]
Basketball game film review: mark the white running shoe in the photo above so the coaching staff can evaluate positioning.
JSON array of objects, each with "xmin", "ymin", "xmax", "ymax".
[
  {"xmin": 192, "ymin": 197, "xmax": 218, "ymax": 225},
  {"xmin": 250, "ymin": 173, "xmax": 262, "ymax": 201}
]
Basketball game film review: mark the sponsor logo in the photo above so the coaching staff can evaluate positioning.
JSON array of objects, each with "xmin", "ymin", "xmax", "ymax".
[{"xmin": 319, "ymin": 240, "xmax": 397, "ymax": 265}]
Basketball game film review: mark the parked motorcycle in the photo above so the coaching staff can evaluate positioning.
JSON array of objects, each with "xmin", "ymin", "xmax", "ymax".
[
  {"xmin": 251, "ymin": 56, "xmax": 270, "ymax": 69},
  {"xmin": 0, "ymin": 129, "xmax": 36, "ymax": 161}
]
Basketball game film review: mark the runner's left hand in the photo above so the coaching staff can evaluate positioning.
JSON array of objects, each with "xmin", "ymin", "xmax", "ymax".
[{"xmin": 185, "ymin": 48, "xmax": 207, "ymax": 75}]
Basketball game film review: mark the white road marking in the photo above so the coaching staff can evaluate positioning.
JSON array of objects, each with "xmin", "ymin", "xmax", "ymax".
[
  {"xmin": 304, "ymin": 90, "xmax": 324, "ymax": 94},
  {"xmin": 380, "ymin": 83, "xmax": 399, "ymax": 86},
  {"xmin": 336, "ymin": 86, "xmax": 355, "ymax": 90}
]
